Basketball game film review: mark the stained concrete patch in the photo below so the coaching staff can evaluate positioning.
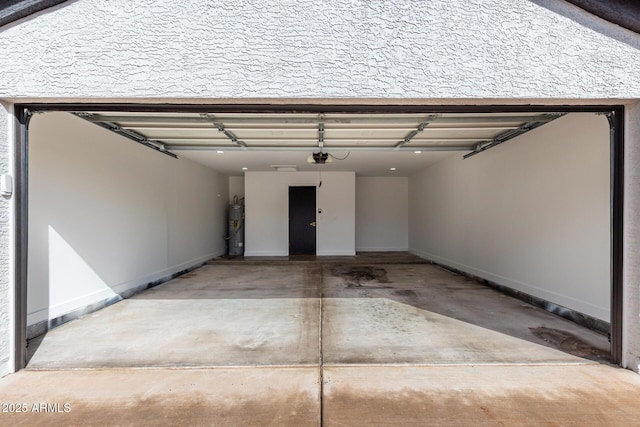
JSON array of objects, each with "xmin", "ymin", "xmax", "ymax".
[
  {"xmin": 529, "ymin": 326, "xmax": 610, "ymax": 361},
  {"xmin": 330, "ymin": 265, "xmax": 392, "ymax": 288},
  {"xmin": 27, "ymin": 265, "xmax": 321, "ymax": 368},
  {"xmin": 0, "ymin": 368, "xmax": 319, "ymax": 427},
  {"xmin": 323, "ymin": 297, "xmax": 590, "ymax": 365},
  {"xmin": 323, "ymin": 264, "xmax": 610, "ymax": 365},
  {"xmin": 323, "ymin": 365, "xmax": 640, "ymax": 426}
]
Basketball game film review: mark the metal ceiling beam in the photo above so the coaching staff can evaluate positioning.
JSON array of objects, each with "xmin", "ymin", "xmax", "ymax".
[
  {"xmin": 32, "ymin": 103, "xmax": 618, "ymax": 115},
  {"xmin": 430, "ymin": 115, "xmax": 560, "ymax": 125},
  {"xmin": 165, "ymin": 144, "xmax": 471, "ymax": 152},
  {"xmin": 73, "ymin": 110, "xmax": 565, "ymax": 159},
  {"xmin": 394, "ymin": 115, "xmax": 440, "ymax": 149},
  {"xmin": 121, "ymin": 124, "xmax": 318, "ymax": 130},
  {"xmin": 156, "ymin": 136, "xmax": 484, "ymax": 143},
  {"xmin": 401, "ymin": 138, "xmax": 490, "ymax": 142},
  {"xmin": 154, "ymin": 136, "xmax": 232, "ymax": 141},
  {"xmin": 120, "ymin": 124, "xmax": 520, "ymax": 131},
  {"xmin": 200, "ymin": 114, "xmax": 247, "ymax": 148},
  {"xmin": 72, "ymin": 113, "xmax": 178, "ymax": 158},
  {"xmin": 81, "ymin": 114, "xmax": 211, "ymax": 124},
  {"xmin": 81, "ymin": 114, "xmax": 560, "ymax": 125},
  {"xmin": 318, "ymin": 123, "xmax": 325, "ymax": 149},
  {"xmin": 120, "ymin": 122, "xmax": 519, "ymax": 135},
  {"xmin": 463, "ymin": 113, "xmax": 566, "ymax": 159}
]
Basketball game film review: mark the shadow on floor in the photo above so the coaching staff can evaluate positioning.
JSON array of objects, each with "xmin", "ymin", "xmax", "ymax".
[{"xmin": 26, "ymin": 333, "xmax": 46, "ymax": 365}]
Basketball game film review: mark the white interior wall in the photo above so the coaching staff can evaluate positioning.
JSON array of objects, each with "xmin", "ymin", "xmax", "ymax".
[
  {"xmin": 624, "ymin": 102, "xmax": 640, "ymax": 371},
  {"xmin": 244, "ymin": 171, "xmax": 355, "ymax": 256},
  {"xmin": 27, "ymin": 112, "xmax": 228, "ymax": 327},
  {"xmin": 409, "ymin": 113, "xmax": 611, "ymax": 321},
  {"xmin": 356, "ymin": 177, "xmax": 408, "ymax": 251},
  {"xmin": 229, "ymin": 176, "xmax": 245, "ymax": 204}
]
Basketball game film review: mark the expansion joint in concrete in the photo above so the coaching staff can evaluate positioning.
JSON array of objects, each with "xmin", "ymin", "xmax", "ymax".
[{"xmin": 318, "ymin": 264, "xmax": 325, "ymax": 427}]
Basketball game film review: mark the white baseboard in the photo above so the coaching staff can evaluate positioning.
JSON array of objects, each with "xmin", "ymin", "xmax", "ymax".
[
  {"xmin": 317, "ymin": 251, "xmax": 356, "ymax": 256},
  {"xmin": 409, "ymin": 248, "xmax": 609, "ymax": 321},
  {"xmin": 27, "ymin": 251, "xmax": 222, "ymax": 327},
  {"xmin": 111, "ymin": 251, "xmax": 222, "ymax": 295},
  {"xmin": 245, "ymin": 251, "xmax": 357, "ymax": 256},
  {"xmin": 244, "ymin": 251, "xmax": 288, "ymax": 256},
  {"xmin": 356, "ymin": 247, "xmax": 408, "ymax": 252}
]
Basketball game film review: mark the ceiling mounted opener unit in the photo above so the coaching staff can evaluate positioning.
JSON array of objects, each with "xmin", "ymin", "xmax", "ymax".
[{"xmin": 307, "ymin": 152, "xmax": 333, "ymax": 164}]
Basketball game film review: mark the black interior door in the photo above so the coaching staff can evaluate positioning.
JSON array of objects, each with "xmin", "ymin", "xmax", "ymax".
[{"xmin": 289, "ymin": 186, "xmax": 316, "ymax": 255}]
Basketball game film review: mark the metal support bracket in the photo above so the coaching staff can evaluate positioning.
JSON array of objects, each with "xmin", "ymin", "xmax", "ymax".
[
  {"xmin": 318, "ymin": 123, "xmax": 325, "ymax": 149},
  {"xmin": 201, "ymin": 113, "xmax": 247, "ymax": 149},
  {"xmin": 463, "ymin": 113, "xmax": 566, "ymax": 159},
  {"xmin": 72, "ymin": 113, "xmax": 178, "ymax": 158},
  {"xmin": 394, "ymin": 114, "xmax": 440, "ymax": 149}
]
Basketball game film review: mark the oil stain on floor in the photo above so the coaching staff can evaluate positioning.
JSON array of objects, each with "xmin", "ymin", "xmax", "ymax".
[
  {"xmin": 331, "ymin": 265, "xmax": 393, "ymax": 288},
  {"xmin": 529, "ymin": 326, "xmax": 610, "ymax": 361}
]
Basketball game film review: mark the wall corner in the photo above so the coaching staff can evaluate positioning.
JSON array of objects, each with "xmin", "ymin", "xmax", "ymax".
[
  {"xmin": 623, "ymin": 102, "xmax": 640, "ymax": 372},
  {"xmin": 0, "ymin": 100, "xmax": 16, "ymax": 376}
]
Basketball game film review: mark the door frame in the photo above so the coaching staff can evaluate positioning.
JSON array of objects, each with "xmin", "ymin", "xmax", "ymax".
[{"xmin": 11, "ymin": 102, "xmax": 625, "ymax": 370}]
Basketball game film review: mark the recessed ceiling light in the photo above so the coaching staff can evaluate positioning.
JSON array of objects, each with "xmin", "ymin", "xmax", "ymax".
[
  {"xmin": 217, "ymin": 150, "xmax": 224, "ymax": 154},
  {"xmin": 414, "ymin": 150, "xmax": 422, "ymax": 154},
  {"xmin": 390, "ymin": 167, "xmax": 396, "ymax": 171},
  {"xmin": 242, "ymin": 167, "xmax": 248, "ymax": 171}
]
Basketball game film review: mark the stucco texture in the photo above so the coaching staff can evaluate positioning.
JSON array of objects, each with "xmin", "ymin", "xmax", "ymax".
[
  {"xmin": 0, "ymin": 0, "xmax": 639, "ymax": 99},
  {"xmin": 0, "ymin": 103, "xmax": 11, "ymax": 376}
]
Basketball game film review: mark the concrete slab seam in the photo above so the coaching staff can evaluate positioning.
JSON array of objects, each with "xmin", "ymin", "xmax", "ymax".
[
  {"xmin": 318, "ymin": 264, "xmax": 324, "ymax": 427},
  {"xmin": 321, "ymin": 362, "xmax": 601, "ymax": 368},
  {"xmin": 24, "ymin": 364, "xmax": 322, "ymax": 372}
]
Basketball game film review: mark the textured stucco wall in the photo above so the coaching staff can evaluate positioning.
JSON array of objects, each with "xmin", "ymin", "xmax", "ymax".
[
  {"xmin": 0, "ymin": 103, "xmax": 11, "ymax": 376},
  {"xmin": 0, "ymin": 0, "xmax": 639, "ymax": 99}
]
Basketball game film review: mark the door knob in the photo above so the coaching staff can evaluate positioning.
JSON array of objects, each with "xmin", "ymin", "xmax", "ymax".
[{"xmin": 309, "ymin": 221, "xmax": 317, "ymax": 227}]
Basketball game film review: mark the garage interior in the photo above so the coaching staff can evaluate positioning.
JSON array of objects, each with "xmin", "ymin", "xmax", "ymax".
[{"xmin": 16, "ymin": 106, "xmax": 627, "ymax": 423}]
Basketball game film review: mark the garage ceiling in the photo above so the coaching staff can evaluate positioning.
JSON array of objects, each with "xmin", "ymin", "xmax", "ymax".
[{"xmin": 72, "ymin": 111, "xmax": 565, "ymax": 176}]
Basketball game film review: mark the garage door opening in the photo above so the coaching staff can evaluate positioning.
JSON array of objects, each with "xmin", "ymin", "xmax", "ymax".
[{"xmin": 13, "ymin": 104, "xmax": 623, "ymax": 371}]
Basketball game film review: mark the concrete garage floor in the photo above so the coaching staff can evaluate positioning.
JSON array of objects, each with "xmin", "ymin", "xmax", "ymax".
[{"xmin": 3, "ymin": 253, "xmax": 640, "ymax": 425}]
